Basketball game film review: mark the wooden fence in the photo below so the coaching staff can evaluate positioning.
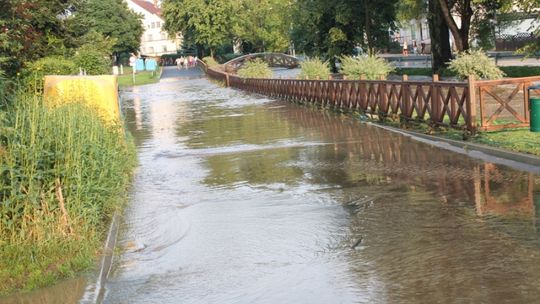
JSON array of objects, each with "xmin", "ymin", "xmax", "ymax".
[{"xmin": 197, "ymin": 59, "xmax": 540, "ymax": 132}]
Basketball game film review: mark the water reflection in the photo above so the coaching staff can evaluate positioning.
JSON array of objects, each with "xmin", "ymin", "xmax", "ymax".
[
  {"xmin": 108, "ymin": 79, "xmax": 540, "ymax": 303},
  {"xmin": 0, "ymin": 277, "xmax": 86, "ymax": 304}
]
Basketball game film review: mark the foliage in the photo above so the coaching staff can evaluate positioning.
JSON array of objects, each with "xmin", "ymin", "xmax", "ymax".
[
  {"xmin": 237, "ymin": 59, "xmax": 272, "ymax": 78},
  {"xmin": 234, "ymin": 0, "xmax": 291, "ymax": 53},
  {"xmin": 22, "ymin": 56, "xmax": 78, "ymax": 93},
  {"xmin": 74, "ymin": 48, "xmax": 112, "ymax": 75},
  {"xmin": 299, "ymin": 58, "xmax": 331, "ymax": 79},
  {"xmin": 340, "ymin": 55, "xmax": 395, "ymax": 80},
  {"xmin": 448, "ymin": 49, "xmax": 505, "ymax": 80},
  {"xmin": 29, "ymin": 56, "xmax": 78, "ymax": 77},
  {"xmin": 162, "ymin": 0, "xmax": 239, "ymax": 57},
  {"xmin": 0, "ymin": 93, "xmax": 136, "ymax": 293},
  {"xmin": 291, "ymin": 0, "xmax": 399, "ymax": 66},
  {"xmin": 69, "ymin": 0, "xmax": 143, "ymax": 55},
  {"xmin": 0, "ymin": 0, "xmax": 77, "ymax": 76},
  {"xmin": 202, "ymin": 56, "xmax": 220, "ymax": 68}
]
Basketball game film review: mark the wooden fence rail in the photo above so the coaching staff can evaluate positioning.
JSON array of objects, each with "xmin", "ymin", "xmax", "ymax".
[{"xmin": 197, "ymin": 59, "xmax": 540, "ymax": 132}]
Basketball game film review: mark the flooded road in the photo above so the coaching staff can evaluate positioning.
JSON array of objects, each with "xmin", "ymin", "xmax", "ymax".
[{"xmin": 101, "ymin": 72, "xmax": 540, "ymax": 303}]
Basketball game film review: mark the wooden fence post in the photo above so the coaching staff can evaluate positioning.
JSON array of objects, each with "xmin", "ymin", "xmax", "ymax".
[
  {"xmin": 402, "ymin": 74, "xmax": 409, "ymax": 117},
  {"xmin": 467, "ymin": 75, "xmax": 477, "ymax": 132},
  {"xmin": 432, "ymin": 74, "xmax": 439, "ymax": 124},
  {"xmin": 225, "ymin": 73, "xmax": 230, "ymax": 87}
]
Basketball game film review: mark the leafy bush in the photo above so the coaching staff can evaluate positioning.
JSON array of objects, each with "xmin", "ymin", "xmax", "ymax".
[
  {"xmin": 448, "ymin": 49, "xmax": 505, "ymax": 80},
  {"xmin": 202, "ymin": 56, "xmax": 219, "ymax": 68},
  {"xmin": 299, "ymin": 58, "xmax": 331, "ymax": 79},
  {"xmin": 23, "ymin": 56, "xmax": 78, "ymax": 93},
  {"xmin": 74, "ymin": 47, "xmax": 112, "ymax": 75},
  {"xmin": 28, "ymin": 56, "xmax": 78, "ymax": 76},
  {"xmin": 237, "ymin": 59, "xmax": 272, "ymax": 78},
  {"xmin": 340, "ymin": 55, "xmax": 395, "ymax": 80}
]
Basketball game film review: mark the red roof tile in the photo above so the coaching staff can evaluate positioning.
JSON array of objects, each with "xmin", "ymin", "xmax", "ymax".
[{"xmin": 131, "ymin": 0, "xmax": 161, "ymax": 16}]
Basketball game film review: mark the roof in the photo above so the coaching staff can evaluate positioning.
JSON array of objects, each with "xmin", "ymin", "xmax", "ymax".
[{"xmin": 130, "ymin": 0, "xmax": 161, "ymax": 16}]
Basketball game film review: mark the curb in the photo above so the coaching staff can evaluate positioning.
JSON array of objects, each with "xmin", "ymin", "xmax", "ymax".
[
  {"xmin": 371, "ymin": 123, "xmax": 540, "ymax": 174},
  {"xmin": 80, "ymin": 212, "xmax": 121, "ymax": 304}
]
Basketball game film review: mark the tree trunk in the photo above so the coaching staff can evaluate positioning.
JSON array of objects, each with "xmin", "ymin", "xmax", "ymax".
[
  {"xmin": 364, "ymin": 0, "xmax": 373, "ymax": 52},
  {"xmin": 429, "ymin": 0, "xmax": 452, "ymax": 74},
  {"xmin": 437, "ymin": 0, "xmax": 472, "ymax": 52}
]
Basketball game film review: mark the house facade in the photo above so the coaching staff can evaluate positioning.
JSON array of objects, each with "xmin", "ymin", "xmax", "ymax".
[{"xmin": 126, "ymin": 0, "xmax": 180, "ymax": 57}]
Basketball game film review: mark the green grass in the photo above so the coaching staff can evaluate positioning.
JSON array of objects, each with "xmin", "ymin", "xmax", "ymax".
[
  {"xmin": 118, "ymin": 66, "xmax": 161, "ymax": 88},
  {"xmin": 0, "ymin": 93, "xmax": 137, "ymax": 294},
  {"xmin": 394, "ymin": 66, "xmax": 540, "ymax": 78},
  {"xmin": 500, "ymin": 66, "xmax": 540, "ymax": 78},
  {"xmin": 472, "ymin": 128, "xmax": 540, "ymax": 156}
]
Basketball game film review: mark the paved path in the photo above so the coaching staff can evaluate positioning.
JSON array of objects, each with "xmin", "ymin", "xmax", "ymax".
[{"xmin": 160, "ymin": 66, "xmax": 205, "ymax": 80}]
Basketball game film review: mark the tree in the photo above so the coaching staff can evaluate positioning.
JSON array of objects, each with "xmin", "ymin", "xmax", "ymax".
[
  {"xmin": 428, "ymin": 0, "xmax": 452, "ymax": 73},
  {"xmin": 234, "ymin": 0, "xmax": 291, "ymax": 53},
  {"xmin": 70, "ymin": 0, "xmax": 143, "ymax": 55},
  {"xmin": 0, "ymin": 0, "xmax": 76, "ymax": 76},
  {"xmin": 162, "ymin": 0, "xmax": 239, "ymax": 57},
  {"xmin": 291, "ymin": 0, "xmax": 398, "ymax": 67}
]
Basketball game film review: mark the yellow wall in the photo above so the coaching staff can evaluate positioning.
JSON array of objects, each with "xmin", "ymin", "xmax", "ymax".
[{"xmin": 43, "ymin": 75, "xmax": 120, "ymax": 123}]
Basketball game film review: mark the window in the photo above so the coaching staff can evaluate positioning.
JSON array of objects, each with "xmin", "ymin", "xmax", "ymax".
[
  {"xmin": 149, "ymin": 46, "xmax": 155, "ymax": 54},
  {"xmin": 161, "ymin": 33, "xmax": 167, "ymax": 40},
  {"xmin": 151, "ymin": 22, "xmax": 155, "ymax": 28},
  {"xmin": 147, "ymin": 34, "xmax": 153, "ymax": 41},
  {"xmin": 162, "ymin": 45, "xmax": 167, "ymax": 52},
  {"xmin": 156, "ymin": 21, "xmax": 161, "ymax": 28}
]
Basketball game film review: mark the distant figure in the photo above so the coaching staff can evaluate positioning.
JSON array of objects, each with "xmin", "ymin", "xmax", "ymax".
[
  {"xmin": 175, "ymin": 57, "xmax": 182, "ymax": 70},
  {"xmin": 402, "ymin": 39, "xmax": 409, "ymax": 56},
  {"xmin": 412, "ymin": 40, "xmax": 418, "ymax": 55},
  {"xmin": 420, "ymin": 40, "xmax": 426, "ymax": 54}
]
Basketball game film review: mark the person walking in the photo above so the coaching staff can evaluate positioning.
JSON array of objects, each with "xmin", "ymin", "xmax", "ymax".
[
  {"xmin": 402, "ymin": 39, "xmax": 409, "ymax": 56},
  {"xmin": 412, "ymin": 40, "xmax": 418, "ymax": 55},
  {"xmin": 420, "ymin": 40, "xmax": 426, "ymax": 55},
  {"xmin": 175, "ymin": 57, "xmax": 182, "ymax": 70}
]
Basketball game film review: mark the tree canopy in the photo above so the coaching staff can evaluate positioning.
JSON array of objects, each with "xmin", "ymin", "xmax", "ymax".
[{"xmin": 70, "ymin": 0, "xmax": 144, "ymax": 54}]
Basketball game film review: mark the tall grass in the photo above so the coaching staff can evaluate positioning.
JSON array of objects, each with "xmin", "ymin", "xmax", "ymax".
[
  {"xmin": 0, "ymin": 92, "xmax": 136, "ymax": 293},
  {"xmin": 299, "ymin": 58, "xmax": 331, "ymax": 80},
  {"xmin": 237, "ymin": 59, "xmax": 272, "ymax": 78},
  {"xmin": 340, "ymin": 55, "xmax": 395, "ymax": 80}
]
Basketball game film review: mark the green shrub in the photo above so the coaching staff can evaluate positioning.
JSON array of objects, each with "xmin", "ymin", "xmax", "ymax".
[
  {"xmin": 0, "ymin": 93, "xmax": 136, "ymax": 293},
  {"xmin": 448, "ymin": 49, "xmax": 505, "ymax": 80},
  {"xmin": 340, "ymin": 55, "xmax": 395, "ymax": 80},
  {"xmin": 299, "ymin": 58, "xmax": 331, "ymax": 79},
  {"xmin": 74, "ymin": 47, "xmax": 112, "ymax": 75},
  {"xmin": 202, "ymin": 56, "xmax": 219, "ymax": 68},
  {"xmin": 28, "ymin": 56, "xmax": 78, "ymax": 76},
  {"xmin": 237, "ymin": 59, "xmax": 272, "ymax": 78}
]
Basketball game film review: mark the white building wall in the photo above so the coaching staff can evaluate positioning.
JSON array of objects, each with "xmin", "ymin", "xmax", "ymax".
[{"xmin": 126, "ymin": 0, "xmax": 180, "ymax": 57}]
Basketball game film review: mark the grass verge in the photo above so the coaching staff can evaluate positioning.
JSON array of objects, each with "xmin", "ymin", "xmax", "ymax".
[
  {"xmin": 118, "ymin": 66, "xmax": 161, "ymax": 88},
  {"xmin": 0, "ymin": 93, "xmax": 137, "ymax": 294}
]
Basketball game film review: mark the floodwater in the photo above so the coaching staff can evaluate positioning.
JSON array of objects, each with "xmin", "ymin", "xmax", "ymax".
[
  {"xmin": 101, "ymin": 72, "xmax": 540, "ymax": 303},
  {"xmin": 4, "ymin": 69, "xmax": 539, "ymax": 303}
]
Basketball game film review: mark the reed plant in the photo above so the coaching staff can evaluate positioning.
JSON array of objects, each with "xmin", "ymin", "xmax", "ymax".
[
  {"xmin": 237, "ymin": 59, "xmax": 272, "ymax": 78},
  {"xmin": 340, "ymin": 55, "xmax": 395, "ymax": 80},
  {"xmin": 299, "ymin": 58, "xmax": 331, "ymax": 80},
  {"xmin": 0, "ymin": 92, "xmax": 136, "ymax": 293}
]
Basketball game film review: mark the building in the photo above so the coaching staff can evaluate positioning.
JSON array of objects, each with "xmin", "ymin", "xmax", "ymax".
[{"xmin": 126, "ymin": 0, "xmax": 180, "ymax": 57}]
